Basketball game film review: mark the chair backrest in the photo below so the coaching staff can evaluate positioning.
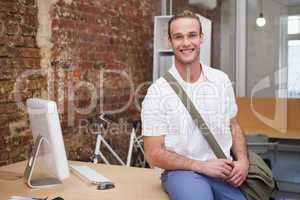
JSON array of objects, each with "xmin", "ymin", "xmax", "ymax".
[{"xmin": 236, "ymin": 97, "xmax": 300, "ymax": 139}]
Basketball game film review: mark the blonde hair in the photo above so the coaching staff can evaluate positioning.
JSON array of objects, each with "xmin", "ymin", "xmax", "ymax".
[{"xmin": 168, "ymin": 10, "xmax": 203, "ymax": 39}]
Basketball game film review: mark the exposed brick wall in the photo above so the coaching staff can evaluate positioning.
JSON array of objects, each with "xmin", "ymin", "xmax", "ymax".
[
  {"xmin": 49, "ymin": 0, "xmax": 159, "ymax": 163},
  {"xmin": 0, "ymin": 0, "xmax": 45, "ymax": 166},
  {"xmin": 0, "ymin": 0, "xmax": 159, "ymax": 166},
  {"xmin": 0, "ymin": 0, "xmax": 221, "ymax": 166}
]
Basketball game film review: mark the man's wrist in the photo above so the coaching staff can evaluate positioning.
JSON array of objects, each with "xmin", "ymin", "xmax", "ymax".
[
  {"xmin": 234, "ymin": 153, "xmax": 249, "ymax": 164},
  {"xmin": 236, "ymin": 158, "xmax": 250, "ymax": 170},
  {"xmin": 239, "ymin": 158, "xmax": 249, "ymax": 164},
  {"xmin": 189, "ymin": 159, "xmax": 205, "ymax": 173}
]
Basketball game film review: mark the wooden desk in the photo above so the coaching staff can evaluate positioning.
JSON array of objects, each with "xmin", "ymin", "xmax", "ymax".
[{"xmin": 0, "ymin": 161, "xmax": 168, "ymax": 200}]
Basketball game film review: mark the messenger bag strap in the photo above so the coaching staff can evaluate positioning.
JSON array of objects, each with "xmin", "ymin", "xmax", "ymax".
[{"xmin": 163, "ymin": 71, "xmax": 226, "ymax": 159}]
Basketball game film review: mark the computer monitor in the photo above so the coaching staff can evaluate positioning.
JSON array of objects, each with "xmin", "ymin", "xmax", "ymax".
[{"xmin": 24, "ymin": 98, "xmax": 69, "ymax": 188}]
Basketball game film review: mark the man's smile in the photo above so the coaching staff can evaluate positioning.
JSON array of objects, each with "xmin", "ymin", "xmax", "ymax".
[{"xmin": 179, "ymin": 48, "xmax": 195, "ymax": 55}]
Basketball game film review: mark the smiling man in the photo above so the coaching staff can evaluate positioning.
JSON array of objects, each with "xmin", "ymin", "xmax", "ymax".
[{"xmin": 141, "ymin": 10, "xmax": 249, "ymax": 200}]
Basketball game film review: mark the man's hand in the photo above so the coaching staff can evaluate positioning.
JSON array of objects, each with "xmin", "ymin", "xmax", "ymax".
[
  {"xmin": 229, "ymin": 117, "xmax": 249, "ymax": 187},
  {"xmin": 226, "ymin": 159, "xmax": 249, "ymax": 187},
  {"xmin": 192, "ymin": 159, "xmax": 234, "ymax": 180}
]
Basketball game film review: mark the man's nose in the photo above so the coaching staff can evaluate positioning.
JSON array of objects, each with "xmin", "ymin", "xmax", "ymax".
[{"xmin": 183, "ymin": 36, "xmax": 191, "ymax": 46}]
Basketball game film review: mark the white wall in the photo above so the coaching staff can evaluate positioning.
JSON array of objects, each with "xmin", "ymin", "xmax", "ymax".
[
  {"xmin": 246, "ymin": 0, "xmax": 288, "ymax": 97},
  {"xmin": 220, "ymin": 0, "xmax": 236, "ymax": 83},
  {"xmin": 220, "ymin": 0, "xmax": 289, "ymax": 97}
]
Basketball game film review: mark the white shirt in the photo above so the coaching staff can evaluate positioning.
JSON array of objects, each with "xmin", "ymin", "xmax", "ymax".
[{"xmin": 141, "ymin": 64, "xmax": 237, "ymax": 174}]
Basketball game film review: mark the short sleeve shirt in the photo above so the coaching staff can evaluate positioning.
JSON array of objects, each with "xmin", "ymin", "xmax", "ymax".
[{"xmin": 141, "ymin": 64, "xmax": 238, "ymax": 164}]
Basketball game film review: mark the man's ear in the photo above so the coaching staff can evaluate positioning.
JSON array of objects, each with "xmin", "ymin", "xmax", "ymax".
[
  {"xmin": 199, "ymin": 33, "xmax": 204, "ymax": 44},
  {"xmin": 168, "ymin": 36, "xmax": 172, "ymax": 48}
]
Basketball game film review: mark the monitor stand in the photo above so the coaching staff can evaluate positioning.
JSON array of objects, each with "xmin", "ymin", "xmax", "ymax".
[{"xmin": 24, "ymin": 135, "xmax": 62, "ymax": 188}]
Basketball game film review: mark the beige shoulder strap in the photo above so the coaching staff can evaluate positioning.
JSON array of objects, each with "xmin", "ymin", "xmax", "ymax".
[{"xmin": 163, "ymin": 71, "xmax": 226, "ymax": 159}]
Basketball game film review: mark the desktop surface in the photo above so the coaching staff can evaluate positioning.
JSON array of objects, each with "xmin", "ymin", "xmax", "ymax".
[{"xmin": 0, "ymin": 161, "xmax": 168, "ymax": 200}]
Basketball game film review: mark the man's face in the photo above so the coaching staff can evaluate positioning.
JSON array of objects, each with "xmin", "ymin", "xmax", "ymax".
[{"xmin": 169, "ymin": 17, "xmax": 203, "ymax": 66}]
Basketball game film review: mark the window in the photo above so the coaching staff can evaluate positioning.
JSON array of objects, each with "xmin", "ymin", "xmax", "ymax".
[
  {"xmin": 288, "ymin": 40, "xmax": 300, "ymax": 97},
  {"xmin": 288, "ymin": 16, "xmax": 300, "ymax": 35},
  {"xmin": 287, "ymin": 15, "xmax": 300, "ymax": 98}
]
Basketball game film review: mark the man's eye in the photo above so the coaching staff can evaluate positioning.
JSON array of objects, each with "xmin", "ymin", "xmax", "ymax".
[
  {"xmin": 189, "ymin": 33, "xmax": 197, "ymax": 38},
  {"xmin": 174, "ymin": 35, "xmax": 183, "ymax": 40}
]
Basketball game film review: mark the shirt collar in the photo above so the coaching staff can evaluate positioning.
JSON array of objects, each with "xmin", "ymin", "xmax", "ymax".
[
  {"xmin": 201, "ymin": 63, "xmax": 217, "ymax": 82},
  {"xmin": 171, "ymin": 62, "xmax": 216, "ymax": 83}
]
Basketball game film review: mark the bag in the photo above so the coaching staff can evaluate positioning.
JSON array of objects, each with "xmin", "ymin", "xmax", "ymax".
[
  {"xmin": 240, "ymin": 151, "xmax": 275, "ymax": 200},
  {"xmin": 163, "ymin": 72, "xmax": 275, "ymax": 200}
]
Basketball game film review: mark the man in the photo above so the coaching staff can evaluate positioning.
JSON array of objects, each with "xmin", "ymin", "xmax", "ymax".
[{"xmin": 141, "ymin": 10, "xmax": 249, "ymax": 200}]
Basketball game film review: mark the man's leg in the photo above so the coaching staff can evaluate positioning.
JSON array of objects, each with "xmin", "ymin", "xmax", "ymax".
[
  {"xmin": 205, "ymin": 176, "xmax": 246, "ymax": 200},
  {"xmin": 161, "ymin": 170, "xmax": 214, "ymax": 200}
]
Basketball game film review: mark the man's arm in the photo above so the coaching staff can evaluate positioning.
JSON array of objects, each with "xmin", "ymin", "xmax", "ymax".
[
  {"xmin": 144, "ymin": 135, "xmax": 233, "ymax": 180},
  {"xmin": 227, "ymin": 116, "xmax": 249, "ymax": 187}
]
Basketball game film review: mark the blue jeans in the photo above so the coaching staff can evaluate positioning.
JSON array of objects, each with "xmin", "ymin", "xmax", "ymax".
[{"xmin": 161, "ymin": 170, "xmax": 246, "ymax": 200}]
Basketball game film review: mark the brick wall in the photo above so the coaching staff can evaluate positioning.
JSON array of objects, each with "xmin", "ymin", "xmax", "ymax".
[
  {"xmin": 49, "ymin": 0, "xmax": 159, "ymax": 163},
  {"xmin": 0, "ymin": 0, "xmax": 45, "ymax": 166},
  {"xmin": 0, "ymin": 0, "xmax": 159, "ymax": 166},
  {"xmin": 0, "ymin": 0, "xmax": 221, "ymax": 166}
]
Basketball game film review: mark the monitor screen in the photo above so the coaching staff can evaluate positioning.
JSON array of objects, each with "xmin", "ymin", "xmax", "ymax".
[{"xmin": 26, "ymin": 98, "xmax": 69, "ymax": 181}]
